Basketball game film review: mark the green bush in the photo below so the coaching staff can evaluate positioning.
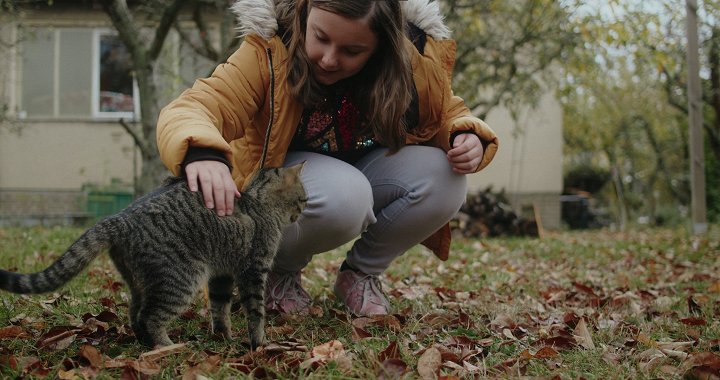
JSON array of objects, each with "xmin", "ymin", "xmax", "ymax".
[{"xmin": 564, "ymin": 163, "xmax": 611, "ymax": 194}]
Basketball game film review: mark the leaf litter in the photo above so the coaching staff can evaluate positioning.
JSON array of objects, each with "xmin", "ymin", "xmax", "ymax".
[{"xmin": 0, "ymin": 226, "xmax": 718, "ymax": 378}]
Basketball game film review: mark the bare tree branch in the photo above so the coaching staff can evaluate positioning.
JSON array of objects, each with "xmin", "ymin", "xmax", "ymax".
[
  {"xmin": 119, "ymin": 118, "xmax": 149, "ymax": 157},
  {"xmin": 191, "ymin": 0, "xmax": 219, "ymax": 61},
  {"xmin": 102, "ymin": 0, "xmax": 146, "ymax": 63},
  {"xmin": 148, "ymin": 0, "xmax": 187, "ymax": 61}
]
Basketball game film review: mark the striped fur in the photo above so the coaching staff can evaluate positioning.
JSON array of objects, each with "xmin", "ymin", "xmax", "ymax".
[{"xmin": 0, "ymin": 163, "xmax": 306, "ymax": 349}]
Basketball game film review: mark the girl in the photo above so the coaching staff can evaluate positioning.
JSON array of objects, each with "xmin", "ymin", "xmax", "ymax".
[{"xmin": 156, "ymin": 0, "xmax": 498, "ymax": 316}]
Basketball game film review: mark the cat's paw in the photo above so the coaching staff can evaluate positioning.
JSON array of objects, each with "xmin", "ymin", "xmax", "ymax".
[{"xmin": 249, "ymin": 334, "xmax": 267, "ymax": 351}]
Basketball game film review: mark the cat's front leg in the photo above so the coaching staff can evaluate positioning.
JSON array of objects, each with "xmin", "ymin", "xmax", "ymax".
[{"xmin": 236, "ymin": 267, "xmax": 269, "ymax": 350}]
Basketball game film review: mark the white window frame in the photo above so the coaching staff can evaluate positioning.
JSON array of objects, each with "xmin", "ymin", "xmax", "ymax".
[{"xmin": 91, "ymin": 29, "xmax": 140, "ymax": 120}]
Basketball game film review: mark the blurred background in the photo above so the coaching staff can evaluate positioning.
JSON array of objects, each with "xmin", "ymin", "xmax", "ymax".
[{"xmin": 0, "ymin": 0, "xmax": 716, "ymax": 233}]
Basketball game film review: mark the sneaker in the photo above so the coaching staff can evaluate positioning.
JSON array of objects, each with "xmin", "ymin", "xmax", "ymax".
[
  {"xmin": 334, "ymin": 268, "xmax": 391, "ymax": 316},
  {"xmin": 265, "ymin": 271, "xmax": 311, "ymax": 314}
]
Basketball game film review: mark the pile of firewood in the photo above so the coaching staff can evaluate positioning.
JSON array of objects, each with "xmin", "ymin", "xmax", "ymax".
[{"xmin": 451, "ymin": 187, "xmax": 539, "ymax": 238}]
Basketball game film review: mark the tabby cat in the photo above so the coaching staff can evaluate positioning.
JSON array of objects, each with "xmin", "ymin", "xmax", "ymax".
[{"xmin": 0, "ymin": 163, "xmax": 306, "ymax": 349}]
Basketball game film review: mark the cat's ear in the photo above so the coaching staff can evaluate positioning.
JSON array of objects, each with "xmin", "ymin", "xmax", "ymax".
[
  {"xmin": 282, "ymin": 161, "xmax": 305, "ymax": 187},
  {"xmin": 283, "ymin": 161, "xmax": 306, "ymax": 184}
]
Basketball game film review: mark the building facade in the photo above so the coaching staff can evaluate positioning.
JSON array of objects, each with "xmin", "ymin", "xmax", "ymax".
[{"xmin": 0, "ymin": 4, "xmax": 563, "ymax": 229}]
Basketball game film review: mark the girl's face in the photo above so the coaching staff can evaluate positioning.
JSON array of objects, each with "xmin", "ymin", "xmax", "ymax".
[{"xmin": 305, "ymin": 7, "xmax": 378, "ymax": 85}]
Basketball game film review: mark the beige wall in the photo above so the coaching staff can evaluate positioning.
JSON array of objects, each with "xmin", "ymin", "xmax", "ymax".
[
  {"xmin": 0, "ymin": 122, "xmax": 137, "ymax": 190},
  {"xmin": 467, "ymin": 91, "xmax": 564, "ymax": 229},
  {"xmin": 469, "ymin": 91, "xmax": 564, "ymax": 195}
]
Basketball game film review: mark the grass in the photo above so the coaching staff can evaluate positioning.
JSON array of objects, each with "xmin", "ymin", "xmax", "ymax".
[{"xmin": 0, "ymin": 225, "xmax": 719, "ymax": 379}]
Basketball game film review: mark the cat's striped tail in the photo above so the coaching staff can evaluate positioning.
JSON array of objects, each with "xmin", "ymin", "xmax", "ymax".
[{"xmin": 0, "ymin": 216, "xmax": 119, "ymax": 294}]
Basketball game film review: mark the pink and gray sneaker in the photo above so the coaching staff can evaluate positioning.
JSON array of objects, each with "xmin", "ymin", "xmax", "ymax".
[
  {"xmin": 334, "ymin": 268, "xmax": 391, "ymax": 316},
  {"xmin": 265, "ymin": 271, "xmax": 311, "ymax": 314}
]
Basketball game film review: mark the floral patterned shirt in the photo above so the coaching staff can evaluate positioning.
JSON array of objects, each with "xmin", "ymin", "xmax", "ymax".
[{"xmin": 290, "ymin": 83, "xmax": 379, "ymax": 164}]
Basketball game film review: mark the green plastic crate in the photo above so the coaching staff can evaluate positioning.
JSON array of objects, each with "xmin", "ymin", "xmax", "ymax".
[{"xmin": 86, "ymin": 190, "xmax": 133, "ymax": 218}]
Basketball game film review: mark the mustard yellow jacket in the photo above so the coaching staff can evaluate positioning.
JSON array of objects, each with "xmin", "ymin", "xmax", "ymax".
[{"xmin": 156, "ymin": 1, "xmax": 498, "ymax": 260}]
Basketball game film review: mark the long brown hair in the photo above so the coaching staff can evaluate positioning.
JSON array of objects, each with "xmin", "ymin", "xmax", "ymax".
[{"xmin": 280, "ymin": 0, "xmax": 414, "ymax": 152}]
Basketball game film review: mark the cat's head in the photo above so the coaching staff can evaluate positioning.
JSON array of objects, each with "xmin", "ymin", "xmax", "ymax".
[{"xmin": 244, "ymin": 162, "xmax": 307, "ymax": 223}]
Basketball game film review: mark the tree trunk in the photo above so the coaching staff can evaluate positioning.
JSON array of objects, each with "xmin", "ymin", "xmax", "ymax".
[
  {"xmin": 102, "ymin": 0, "xmax": 187, "ymax": 195},
  {"xmin": 135, "ymin": 66, "xmax": 168, "ymax": 196}
]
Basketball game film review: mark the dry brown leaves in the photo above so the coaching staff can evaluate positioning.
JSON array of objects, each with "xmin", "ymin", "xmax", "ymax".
[{"xmin": 0, "ymin": 228, "xmax": 719, "ymax": 378}]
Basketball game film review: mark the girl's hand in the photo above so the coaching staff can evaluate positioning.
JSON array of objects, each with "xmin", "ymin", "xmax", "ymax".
[
  {"xmin": 185, "ymin": 160, "xmax": 241, "ymax": 216},
  {"xmin": 447, "ymin": 133, "xmax": 484, "ymax": 174}
]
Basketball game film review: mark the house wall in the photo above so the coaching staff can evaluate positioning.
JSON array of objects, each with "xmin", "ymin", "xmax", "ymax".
[
  {"xmin": 0, "ymin": 122, "xmax": 137, "ymax": 190},
  {"xmin": 0, "ymin": 121, "xmax": 138, "ymax": 226},
  {"xmin": 468, "ymin": 91, "xmax": 564, "ymax": 229}
]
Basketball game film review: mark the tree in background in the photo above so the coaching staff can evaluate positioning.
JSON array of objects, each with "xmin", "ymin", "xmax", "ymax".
[
  {"xmin": 101, "ymin": 0, "xmax": 241, "ymax": 195},
  {"xmin": 441, "ymin": 0, "xmax": 583, "ymax": 120},
  {"xmin": 561, "ymin": 1, "xmax": 720, "ymax": 226}
]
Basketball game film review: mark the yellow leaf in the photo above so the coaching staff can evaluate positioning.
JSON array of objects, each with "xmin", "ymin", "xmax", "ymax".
[
  {"xmin": 708, "ymin": 281, "xmax": 720, "ymax": 293},
  {"xmin": 57, "ymin": 368, "xmax": 78, "ymax": 380}
]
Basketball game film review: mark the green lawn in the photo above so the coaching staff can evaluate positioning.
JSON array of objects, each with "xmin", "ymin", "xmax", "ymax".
[{"xmin": 0, "ymin": 225, "xmax": 719, "ymax": 379}]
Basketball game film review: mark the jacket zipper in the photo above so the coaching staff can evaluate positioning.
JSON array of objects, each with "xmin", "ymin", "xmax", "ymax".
[{"xmin": 259, "ymin": 47, "xmax": 275, "ymax": 169}]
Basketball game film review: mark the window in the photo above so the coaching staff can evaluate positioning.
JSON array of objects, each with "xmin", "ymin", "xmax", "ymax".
[
  {"xmin": 92, "ymin": 30, "xmax": 138, "ymax": 119},
  {"xmin": 19, "ymin": 27, "xmax": 138, "ymax": 120},
  {"xmin": 20, "ymin": 28, "xmax": 57, "ymax": 118},
  {"xmin": 17, "ymin": 25, "xmax": 214, "ymax": 121}
]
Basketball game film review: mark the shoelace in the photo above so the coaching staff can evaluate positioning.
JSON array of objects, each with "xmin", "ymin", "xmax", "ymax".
[
  {"xmin": 347, "ymin": 274, "xmax": 389, "ymax": 310},
  {"xmin": 269, "ymin": 273, "xmax": 309, "ymax": 304}
]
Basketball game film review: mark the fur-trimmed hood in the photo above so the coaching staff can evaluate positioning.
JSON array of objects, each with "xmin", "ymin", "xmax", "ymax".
[{"xmin": 230, "ymin": 0, "xmax": 451, "ymax": 40}]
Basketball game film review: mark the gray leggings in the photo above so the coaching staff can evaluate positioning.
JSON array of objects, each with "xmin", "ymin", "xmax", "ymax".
[{"xmin": 275, "ymin": 146, "xmax": 467, "ymax": 275}]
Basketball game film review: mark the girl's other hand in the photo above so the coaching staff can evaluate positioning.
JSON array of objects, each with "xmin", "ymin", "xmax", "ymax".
[
  {"xmin": 185, "ymin": 160, "xmax": 241, "ymax": 216},
  {"xmin": 447, "ymin": 133, "xmax": 484, "ymax": 174}
]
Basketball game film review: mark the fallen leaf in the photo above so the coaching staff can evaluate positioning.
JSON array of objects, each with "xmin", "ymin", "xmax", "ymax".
[
  {"xmin": 682, "ymin": 352, "xmax": 720, "ymax": 376},
  {"xmin": 657, "ymin": 341, "xmax": 695, "ymax": 351},
  {"xmin": 463, "ymin": 360, "xmax": 482, "ymax": 373},
  {"xmin": 417, "ymin": 347, "xmax": 442, "ymax": 380},
  {"xmin": 37, "ymin": 328, "xmax": 79, "ymax": 350},
  {"xmin": 57, "ymin": 368, "xmax": 79, "ymax": 380},
  {"xmin": 301, "ymin": 340, "xmax": 347, "ymax": 369},
  {"xmin": 377, "ymin": 358, "xmax": 407, "ymax": 380},
  {"xmin": 129, "ymin": 358, "xmax": 162, "ymax": 376},
  {"xmin": 263, "ymin": 340, "xmax": 308, "ymax": 354},
  {"xmin": 518, "ymin": 346, "xmax": 559, "ymax": 360},
  {"xmin": 79, "ymin": 318, "xmax": 109, "ymax": 334},
  {"xmin": 79, "ymin": 344, "xmax": 104, "ymax": 368},
  {"xmin": 660, "ymin": 349, "xmax": 689, "ymax": 361},
  {"xmin": 637, "ymin": 348, "xmax": 667, "ymax": 374},
  {"xmin": 573, "ymin": 281, "xmax": 598, "ymax": 296},
  {"xmin": 351, "ymin": 326, "xmax": 372, "ymax": 341},
  {"xmin": 311, "ymin": 340, "xmax": 344, "ymax": 360},
  {"xmin": 138, "ymin": 343, "xmax": 187, "ymax": 362},
  {"xmin": 680, "ymin": 317, "xmax": 707, "ymax": 326},
  {"xmin": 422, "ymin": 311, "xmax": 459, "ymax": 327},
  {"xmin": 83, "ymin": 310, "xmax": 119, "ymax": 323},
  {"xmin": 0, "ymin": 325, "xmax": 30, "ymax": 340},
  {"xmin": 502, "ymin": 328, "xmax": 516, "ymax": 340},
  {"xmin": 535, "ymin": 346, "xmax": 560, "ymax": 358},
  {"xmin": 266, "ymin": 324, "xmax": 295, "ymax": 336},
  {"xmin": 181, "ymin": 354, "xmax": 222, "ymax": 380},
  {"xmin": 104, "ymin": 358, "xmax": 132, "ymax": 369},
  {"xmin": 490, "ymin": 314, "xmax": 517, "ymax": 331},
  {"xmin": 573, "ymin": 318, "xmax": 595, "ymax": 349},
  {"xmin": 0, "ymin": 354, "xmax": 18, "ymax": 370},
  {"xmin": 536, "ymin": 335, "xmax": 576, "ymax": 350},
  {"xmin": 708, "ymin": 281, "xmax": 720, "ymax": 293},
  {"xmin": 378, "ymin": 341, "xmax": 401, "ymax": 362}
]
